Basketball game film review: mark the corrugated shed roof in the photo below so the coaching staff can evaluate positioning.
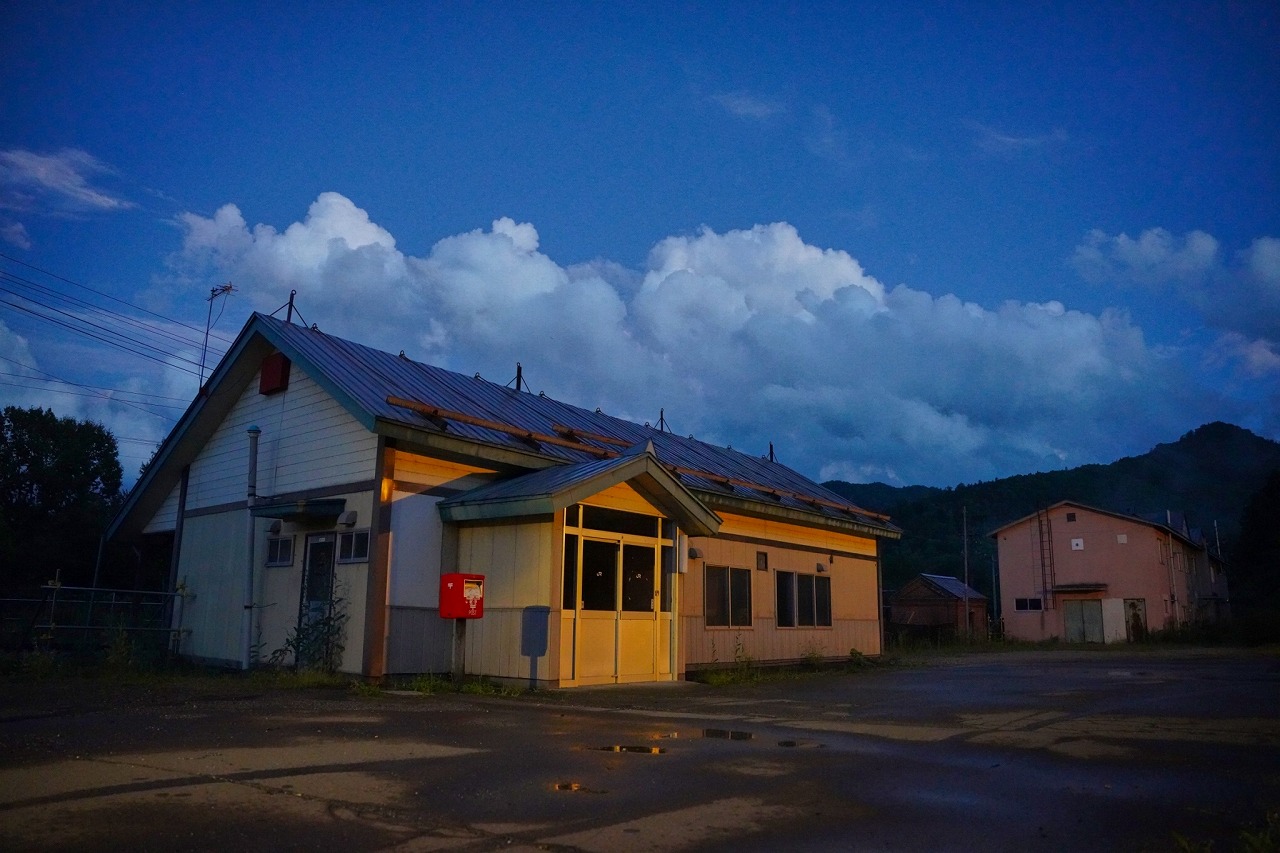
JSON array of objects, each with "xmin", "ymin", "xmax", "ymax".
[
  {"xmin": 919, "ymin": 574, "xmax": 986, "ymax": 600},
  {"xmin": 255, "ymin": 313, "xmax": 899, "ymax": 537}
]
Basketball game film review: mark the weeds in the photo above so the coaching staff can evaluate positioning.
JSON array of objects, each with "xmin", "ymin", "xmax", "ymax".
[
  {"xmin": 1238, "ymin": 809, "xmax": 1280, "ymax": 853},
  {"xmin": 268, "ymin": 595, "xmax": 348, "ymax": 673},
  {"xmin": 800, "ymin": 643, "xmax": 825, "ymax": 671},
  {"xmin": 349, "ymin": 680, "xmax": 384, "ymax": 698},
  {"xmin": 404, "ymin": 673, "xmax": 453, "ymax": 694},
  {"xmin": 1172, "ymin": 809, "xmax": 1280, "ymax": 853},
  {"xmin": 458, "ymin": 677, "xmax": 524, "ymax": 697}
]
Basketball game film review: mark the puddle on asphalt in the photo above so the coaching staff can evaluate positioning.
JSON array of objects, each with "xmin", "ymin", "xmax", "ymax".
[
  {"xmin": 778, "ymin": 739, "xmax": 825, "ymax": 749},
  {"xmin": 657, "ymin": 729, "xmax": 755, "ymax": 741},
  {"xmin": 703, "ymin": 728, "xmax": 754, "ymax": 741},
  {"xmin": 554, "ymin": 782, "xmax": 607, "ymax": 793},
  {"xmin": 593, "ymin": 745, "xmax": 666, "ymax": 754}
]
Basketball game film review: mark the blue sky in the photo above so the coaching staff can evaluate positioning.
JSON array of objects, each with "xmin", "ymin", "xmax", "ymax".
[{"xmin": 1, "ymin": 1, "xmax": 1277, "ymax": 488}]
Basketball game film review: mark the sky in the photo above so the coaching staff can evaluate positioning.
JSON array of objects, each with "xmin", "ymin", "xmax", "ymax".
[{"xmin": 1, "ymin": 1, "xmax": 1277, "ymax": 489}]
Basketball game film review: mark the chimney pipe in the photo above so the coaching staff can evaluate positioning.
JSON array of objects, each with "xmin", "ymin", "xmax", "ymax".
[{"xmin": 242, "ymin": 426, "xmax": 261, "ymax": 670}]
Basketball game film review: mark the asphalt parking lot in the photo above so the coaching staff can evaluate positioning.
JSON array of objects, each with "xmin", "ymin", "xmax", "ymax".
[{"xmin": 1, "ymin": 648, "xmax": 1278, "ymax": 852}]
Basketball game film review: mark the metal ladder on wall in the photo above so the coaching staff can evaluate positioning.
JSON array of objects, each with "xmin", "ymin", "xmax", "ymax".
[{"xmin": 1035, "ymin": 509, "xmax": 1056, "ymax": 609}]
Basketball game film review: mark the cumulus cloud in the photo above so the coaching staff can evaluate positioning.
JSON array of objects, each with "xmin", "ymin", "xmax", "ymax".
[
  {"xmin": 1210, "ymin": 333, "xmax": 1280, "ymax": 379},
  {"xmin": 1071, "ymin": 227, "xmax": 1220, "ymax": 287},
  {"xmin": 1072, "ymin": 228, "xmax": 1280, "ymax": 378},
  {"xmin": 172, "ymin": 193, "xmax": 1229, "ymax": 485}
]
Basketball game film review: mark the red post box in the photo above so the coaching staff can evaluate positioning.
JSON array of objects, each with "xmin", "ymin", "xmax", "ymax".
[{"xmin": 440, "ymin": 573, "xmax": 485, "ymax": 619}]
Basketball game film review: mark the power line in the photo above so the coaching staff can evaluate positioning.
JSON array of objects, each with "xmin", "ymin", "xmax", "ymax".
[
  {"xmin": 0, "ymin": 380, "xmax": 186, "ymax": 413},
  {"xmin": 0, "ymin": 252, "xmax": 234, "ymax": 346},
  {"xmin": 0, "ymin": 270, "xmax": 214, "ymax": 355},
  {"xmin": 0, "ymin": 366, "xmax": 192, "ymax": 402},
  {"xmin": 0, "ymin": 352, "xmax": 186, "ymax": 422},
  {"xmin": 0, "ymin": 294, "xmax": 208, "ymax": 376}
]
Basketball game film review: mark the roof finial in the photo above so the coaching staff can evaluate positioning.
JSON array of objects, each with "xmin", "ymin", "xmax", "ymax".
[{"xmin": 507, "ymin": 362, "xmax": 530, "ymax": 392}]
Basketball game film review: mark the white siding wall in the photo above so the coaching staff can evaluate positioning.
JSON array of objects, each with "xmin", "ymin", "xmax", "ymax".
[
  {"xmin": 153, "ymin": 360, "xmax": 378, "ymax": 670},
  {"xmin": 144, "ymin": 484, "xmax": 181, "ymax": 534},
  {"xmin": 254, "ymin": 490, "xmax": 374, "ymax": 674},
  {"xmin": 388, "ymin": 492, "xmax": 444, "ymax": 608},
  {"xmin": 183, "ymin": 367, "xmax": 377, "ymax": 512},
  {"xmin": 173, "ymin": 511, "xmax": 248, "ymax": 666},
  {"xmin": 382, "ymin": 451, "xmax": 498, "ymax": 675}
]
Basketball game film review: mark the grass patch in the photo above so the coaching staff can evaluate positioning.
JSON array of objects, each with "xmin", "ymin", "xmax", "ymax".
[
  {"xmin": 393, "ymin": 673, "xmax": 527, "ymax": 697},
  {"xmin": 458, "ymin": 677, "xmax": 525, "ymax": 697},
  {"xmin": 1172, "ymin": 808, "xmax": 1279, "ymax": 852},
  {"xmin": 690, "ymin": 648, "xmax": 893, "ymax": 686}
]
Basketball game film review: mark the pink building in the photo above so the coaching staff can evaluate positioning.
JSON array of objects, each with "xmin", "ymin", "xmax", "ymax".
[{"xmin": 991, "ymin": 501, "xmax": 1229, "ymax": 643}]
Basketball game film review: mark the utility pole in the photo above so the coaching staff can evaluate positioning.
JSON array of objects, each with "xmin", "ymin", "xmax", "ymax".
[{"xmin": 963, "ymin": 505, "xmax": 971, "ymax": 641}]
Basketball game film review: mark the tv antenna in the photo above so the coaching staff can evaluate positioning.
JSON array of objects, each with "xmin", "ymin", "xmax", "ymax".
[{"xmin": 199, "ymin": 282, "xmax": 235, "ymax": 387}]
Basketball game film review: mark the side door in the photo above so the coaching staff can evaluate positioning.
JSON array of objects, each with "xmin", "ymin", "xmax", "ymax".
[{"xmin": 296, "ymin": 532, "xmax": 337, "ymax": 668}]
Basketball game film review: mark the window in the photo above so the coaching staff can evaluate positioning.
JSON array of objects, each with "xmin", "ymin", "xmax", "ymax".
[
  {"xmin": 776, "ymin": 571, "xmax": 832, "ymax": 628},
  {"xmin": 580, "ymin": 505, "xmax": 659, "ymax": 537},
  {"xmin": 1014, "ymin": 597, "xmax": 1043, "ymax": 611},
  {"xmin": 337, "ymin": 529, "xmax": 370, "ymax": 562},
  {"xmin": 705, "ymin": 565, "xmax": 752, "ymax": 627},
  {"xmin": 660, "ymin": 545, "xmax": 673, "ymax": 613},
  {"xmin": 562, "ymin": 534, "xmax": 579, "ymax": 610},
  {"xmin": 266, "ymin": 536, "xmax": 294, "ymax": 567},
  {"xmin": 581, "ymin": 539, "xmax": 619, "ymax": 611},
  {"xmin": 1066, "ymin": 512, "xmax": 1077, "ymax": 522}
]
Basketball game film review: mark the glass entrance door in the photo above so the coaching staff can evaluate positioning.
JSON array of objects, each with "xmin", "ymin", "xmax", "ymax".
[
  {"xmin": 618, "ymin": 543, "xmax": 658, "ymax": 679},
  {"xmin": 573, "ymin": 537, "xmax": 661, "ymax": 684}
]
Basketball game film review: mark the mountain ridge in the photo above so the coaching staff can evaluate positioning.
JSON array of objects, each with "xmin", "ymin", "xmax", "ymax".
[{"xmin": 822, "ymin": 421, "xmax": 1280, "ymax": 595}]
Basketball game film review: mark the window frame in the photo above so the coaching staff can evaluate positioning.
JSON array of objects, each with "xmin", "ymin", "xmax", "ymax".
[
  {"xmin": 776, "ymin": 570, "xmax": 833, "ymax": 628},
  {"xmin": 704, "ymin": 564, "xmax": 753, "ymax": 628},
  {"xmin": 337, "ymin": 529, "xmax": 371, "ymax": 563},
  {"xmin": 1014, "ymin": 597, "xmax": 1044, "ymax": 612},
  {"xmin": 265, "ymin": 535, "xmax": 294, "ymax": 567}
]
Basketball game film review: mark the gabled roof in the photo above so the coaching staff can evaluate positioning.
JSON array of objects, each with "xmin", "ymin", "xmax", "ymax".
[
  {"xmin": 110, "ymin": 312, "xmax": 899, "ymax": 540},
  {"xmin": 438, "ymin": 445, "xmax": 721, "ymax": 536},
  {"xmin": 987, "ymin": 500, "xmax": 1202, "ymax": 549},
  {"xmin": 914, "ymin": 574, "xmax": 986, "ymax": 601}
]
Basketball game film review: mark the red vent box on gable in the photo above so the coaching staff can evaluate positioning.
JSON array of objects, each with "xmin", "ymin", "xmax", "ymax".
[{"xmin": 259, "ymin": 352, "xmax": 291, "ymax": 395}]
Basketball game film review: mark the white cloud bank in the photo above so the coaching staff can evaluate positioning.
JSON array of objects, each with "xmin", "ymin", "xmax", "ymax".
[
  {"xmin": 169, "ymin": 193, "xmax": 1241, "ymax": 486},
  {"xmin": 1072, "ymin": 227, "xmax": 1280, "ymax": 381}
]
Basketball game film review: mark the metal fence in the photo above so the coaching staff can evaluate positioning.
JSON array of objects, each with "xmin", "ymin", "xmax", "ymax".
[{"xmin": 0, "ymin": 583, "xmax": 191, "ymax": 659}]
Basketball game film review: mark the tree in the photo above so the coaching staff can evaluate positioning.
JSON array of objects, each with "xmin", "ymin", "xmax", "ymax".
[
  {"xmin": 1231, "ymin": 470, "xmax": 1280, "ymax": 615},
  {"xmin": 0, "ymin": 407, "xmax": 123, "ymax": 592}
]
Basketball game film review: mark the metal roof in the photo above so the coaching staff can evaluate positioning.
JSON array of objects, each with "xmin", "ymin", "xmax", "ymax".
[
  {"xmin": 113, "ymin": 312, "xmax": 898, "ymax": 540},
  {"xmin": 257, "ymin": 313, "xmax": 899, "ymax": 537},
  {"xmin": 918, "ymin": 574, "xmax": 986, "ymax": 600},
  {"xmin": 437, "ymin": 448, "xmax": 721, "ymax": 536}
]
